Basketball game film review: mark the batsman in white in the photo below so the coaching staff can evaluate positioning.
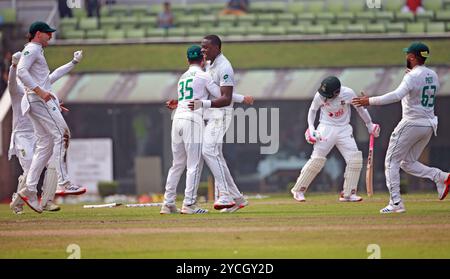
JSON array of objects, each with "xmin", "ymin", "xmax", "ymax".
[
  {"xmin": 161, "ymin": 45, "xmax": 252, "ymax": 214},
  {"xmin": 8, "ymin": 49, "xmax": 81, "ymax": 214},
  {"xmin": 352, "ymin": 42, "xmax": 450, "ymax": 214},
  {"xmin": 195, "ymin": 34, "xmax": 251, "ymax": 212},
  {"xmin": 291, "ymin": 76, "xmax": 380, "ymax": 202},
  {"xmin": 11, "ymin": 21, "xmax": 86, "ymax": 214}
]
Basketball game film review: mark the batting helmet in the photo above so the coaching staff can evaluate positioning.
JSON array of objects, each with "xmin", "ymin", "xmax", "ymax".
[{"xmin": 318, "ymin": 76, "xmax": 341, "ymax": 99}]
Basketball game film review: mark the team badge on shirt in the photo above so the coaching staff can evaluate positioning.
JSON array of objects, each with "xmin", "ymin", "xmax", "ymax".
[
  {"xmin": 24, "ymin": 51, "xmax": 30, "ymax": 56},
  {"xmin": 223, "ymin": 74, "xmax": 229, "ymax": 80}
]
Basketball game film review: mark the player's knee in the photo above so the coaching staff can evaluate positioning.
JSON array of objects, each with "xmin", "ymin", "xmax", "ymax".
[
  {"xmin": 202, "ymin": 145, "xmax": 216, "ymax": 157},
  {"xmin": 400, "ymin": 161, "xmax": 412, "ymax": 171}
]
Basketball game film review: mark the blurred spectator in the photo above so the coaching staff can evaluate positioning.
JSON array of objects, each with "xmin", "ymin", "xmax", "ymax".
[
  {"xmin": 85, "ymin": 0, "xmax": 100, "ymax": 18},
  {"xmin": 58, "ymin": 0, "xmax": 73, "ymax": 18},
  {"xmin": 158, "ymin": 2, "xmax": 174, "ymax": 29},
  {"xmin": 220, "ymin": 0, "xmax": 249, "ymax": 16},
  {"xmin": 401, "ymin": 0, "xmax": 425, "ymax": 14}
]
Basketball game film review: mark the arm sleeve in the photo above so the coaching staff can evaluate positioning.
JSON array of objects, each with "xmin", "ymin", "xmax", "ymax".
[
  {"xmin": 7, "ymin": 66, "xmax": 18, "ymax": 94},
  {"xmin": 49, "ymin": 61, "xmax": 75, "ymax": 84},
  {"xmin": 307, "ymin": 93, "xmax": 321, "ymax": 130},
  {"xmin": 354, "ymin": 105, "xmax": 372, "ymax": 124},
  {"xmin": 17, "ymin": 49, "xmax": 38, "ymax": 90},
  {"xmin": 219, "ymin": 63, "xmax": 235, "ymax": 87},
  {"xmin": 369, "ymin": 76, "xmax": 411, "ymax": 106},
  {"xmin": 205, "ymin": 79, "xmax": 244, "ymax": 102},
  {"xmin": 349, "ymin": 89, "xmax": 372, "ymax": 124}
]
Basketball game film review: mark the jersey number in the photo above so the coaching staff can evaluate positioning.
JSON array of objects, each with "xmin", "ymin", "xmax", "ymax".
[
  {"xmin": 178, "ymin": 78, "xmax": 193, "ymax": 101},
  {"xmin": 421, "ymin": 85, "xmax": 436, "ymax": 108}
]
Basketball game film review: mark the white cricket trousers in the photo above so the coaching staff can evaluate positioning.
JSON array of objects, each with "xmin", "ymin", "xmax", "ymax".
[
  {"xmin": 12, "ymin": 131, "xmax": 36, "ymax": 176},
  {"xmin": 202, "ymin": 109, "xmax": 243, "ymax": 200},
  {"xmin": 311, "ymin": 124, "xmax": 359, "ymax": 161},
  {"xmin": 25, "ymin": 93, "xmax": 71, "ymax": 192},
  {"xmin": 163, "ymin": 116, "xmax": 203, "ymax": 206},
  {"xmin": 385, "ymin": 119, "xmax": 445, "ymax": 204}
]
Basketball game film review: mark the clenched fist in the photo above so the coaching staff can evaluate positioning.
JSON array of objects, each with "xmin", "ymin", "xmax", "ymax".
[{"xmin": 73, "ymin": 50, "xmax": 83, "ymax": 63}]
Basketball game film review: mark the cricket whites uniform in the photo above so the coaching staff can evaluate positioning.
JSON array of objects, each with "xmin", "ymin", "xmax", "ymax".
[
  {"xmin": 163, "ymin": 65, "xmax": 213, "ymax": 207},
  {"xmin": 203, "ymin": 53, "xmax": 245, "ymax": 202},
  {"xmin": 8, "ymin": 49, "xmax": 80, "ymax": 213},
  {"xmin": 292, "ymin": 86, "xmax": 375, "ymax": 200},
  {"xmin": 17, "ymin": 42, "xmax": 73, "ymax": 192},
  {"xmin": 7, "ymin": 65, "xmax": 36, "ymax": 212},
  {"xmin": 369, "ymin": 65, "xmax": 448, "ymax": 205},
  {"xmin": 8, "ymin": 65, "xmax": 36, "ymax": 175}
]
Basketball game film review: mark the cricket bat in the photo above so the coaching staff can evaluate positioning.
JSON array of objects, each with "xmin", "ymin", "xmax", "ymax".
[{"xmin": 366, "ymin": 133, "xmax": 374, "ymax": 197}]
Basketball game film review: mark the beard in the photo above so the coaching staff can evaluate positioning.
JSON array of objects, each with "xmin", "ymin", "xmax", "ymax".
[{"xmin": 406, "ymin": 59, "xmax": 412, "ymax": 69}]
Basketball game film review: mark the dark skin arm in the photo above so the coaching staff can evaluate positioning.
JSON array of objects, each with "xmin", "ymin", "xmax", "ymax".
[{"xmin": 211, "ymin": 86, "xmax": 232, "ymax": 108}]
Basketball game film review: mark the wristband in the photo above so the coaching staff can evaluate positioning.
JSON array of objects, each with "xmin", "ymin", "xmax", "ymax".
[{"xmin": 202, "ymin": 100, "xmax": 212, "ymax": 109}]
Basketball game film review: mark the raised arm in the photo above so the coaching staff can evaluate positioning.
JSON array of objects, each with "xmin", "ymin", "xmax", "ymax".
[
  {"xmin": 369, "ymin": 78, "xmax": 410, "ymax": 106},
  {"xmin": 352, "ymin": 76, "xmax": 411, "ymax": 107},
  {"xmin": 7, "ymin": 53, "xmax": 20, "ymax": 94},
  {"xmin": 49, "ymin": 50, "xmax": 82, "ymax": 84}
]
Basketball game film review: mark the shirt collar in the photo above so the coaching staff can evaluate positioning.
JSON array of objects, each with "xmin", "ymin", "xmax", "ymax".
[
  {"xmin": 189, "ymin": 64, "xmax": 203, "ymax": 71},
  {"xmin": 210, "ymin": 53, "xmax": 223, "ymax": 67}
]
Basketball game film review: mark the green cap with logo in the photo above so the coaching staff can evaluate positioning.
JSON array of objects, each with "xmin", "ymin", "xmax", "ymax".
[
  {"xmin": 403, "ymin": 42, "xmax": 430, "ymax": 58},
  {"xmin": 187, "ymin": 45, "xmax": 203, "ymax": 60},
  {"xmin": 29, "ymin": 21, "xmax": 56, "ymax": 35}
]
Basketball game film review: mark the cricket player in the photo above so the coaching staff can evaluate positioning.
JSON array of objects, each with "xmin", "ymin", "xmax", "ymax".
[
  {"xmin": 161, "ymin": 45, "xmax": 252, "ymax": 214},
  {"xmin": 12, "ymin": 21, "xmax": 86, "ymax": 213},
  {"xmin": 291, "ymin": 76, "xmax": 380, "ymax": 202},
  {"xmin": 8, "ymin": 50, "xmax": 83, "ymax": 214},
  {"xmin": 352, "ymin": 42, "xmax": 449, "ymax": 213},
  {"xmin": 194, "ymin": 34, "xmax": 249, "ymax": 212}
]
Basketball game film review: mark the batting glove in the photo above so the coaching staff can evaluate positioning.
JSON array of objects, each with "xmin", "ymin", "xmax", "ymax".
[
  {"xmin": 366, "ymin": 123, "xmax": 380, "ymax": 138},
  {"xmin": 12, "ymin": 51, "xmax": 21, "ymax": 66},
  {"xmin": 72, "ymin": 50, "xmax": 83, "ymax": 64},
  {"xmin": 305, "ymin": 128, "xmax": 321, "ymax": 144}
]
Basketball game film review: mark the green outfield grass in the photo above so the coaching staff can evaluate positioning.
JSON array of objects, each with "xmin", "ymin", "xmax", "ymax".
[
  {"xmin": 46, "ymin": 40, "xmax": 450, "ymax": 72},
  {"xmin": 0, "ymin": 193, "xmax": 449, "ymax": 259}
]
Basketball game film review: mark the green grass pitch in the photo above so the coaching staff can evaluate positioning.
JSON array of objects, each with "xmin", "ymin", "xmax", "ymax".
[{"xmin": 0, "ymin": 193, "xmax": 449, "ymax": 259}]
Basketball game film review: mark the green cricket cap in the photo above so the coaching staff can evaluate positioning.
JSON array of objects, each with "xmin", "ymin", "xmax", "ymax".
[
  {"xmin": 187, "ymin": 45, "xmax": 203, "ymax": 60},
  {"xmin": 29, "ymin": 21, "xmax": 56, "ymax": 35},
  {"xmin": 403, "ymin": 42, "xmax": 430, "ymax": 58}
]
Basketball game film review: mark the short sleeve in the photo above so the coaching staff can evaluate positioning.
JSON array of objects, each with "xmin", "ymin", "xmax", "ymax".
[{"xmin": 219, "ymin": 63, "xmax": 234, "ymax": 87}]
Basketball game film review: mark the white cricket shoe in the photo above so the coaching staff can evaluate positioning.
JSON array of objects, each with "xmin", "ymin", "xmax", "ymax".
[
  {"xmin": 213, "ymin": 196, "xmax": 236, "ymax": 210},
  {"xmin": 10, "ymin": 193, "xmax": 24, "ymax": 215},
  {"xmin": 380, "ymin": 201, "xmax": 406, "ymax": 214},
  {"xmin": 17, "ymin": 188, "xmax": 42, "ymax": 214},
  {"xmin": 436, "ymin": 173, "xmax": 450, "ymax": 200},
  {"xmin": 55, "ymin": 182, "xmax": 87, "ymax": 196},
  {"xmin": 181, "ymin": 204, "xmax": 209, "ymax": 214},
  {"xmin": 291, "ymin": 189, "xmax": 306, "ymax": 202},
  {"xmin": 160, "ymin": 204, "xmax": 180, "ymax": 214},
  {"xmin": 43, "ymin": 201, "xmax": 61, "ymax": 212},
  {"xmin": 339, "ymin": 191, "xmax": 363, "ymax": 202},
  {"xmin": 220, "ymin": 197, "xmax": 249, "ymax": 213}
]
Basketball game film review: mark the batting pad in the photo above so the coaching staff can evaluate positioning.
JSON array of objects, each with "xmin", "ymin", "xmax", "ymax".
[
  {"xmin": 41, "ymin": 167, "xmax": 58, "ymax": 206},
  {"xmin": 343, "ymin": 151, "xmax": 363, "ymax": 197},
  {"xmin": 292, "ymin": 156, "xmax": 326, "ymax": 193}
]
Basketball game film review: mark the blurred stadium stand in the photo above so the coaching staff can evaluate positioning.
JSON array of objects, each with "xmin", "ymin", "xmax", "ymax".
[
  {"xmin": 50, "ymin": 0, "xmax": 450, "ymax": 41},
  {"xmin": 1, "ymin": 0, "xmax": 449, "ymax": 199}
]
